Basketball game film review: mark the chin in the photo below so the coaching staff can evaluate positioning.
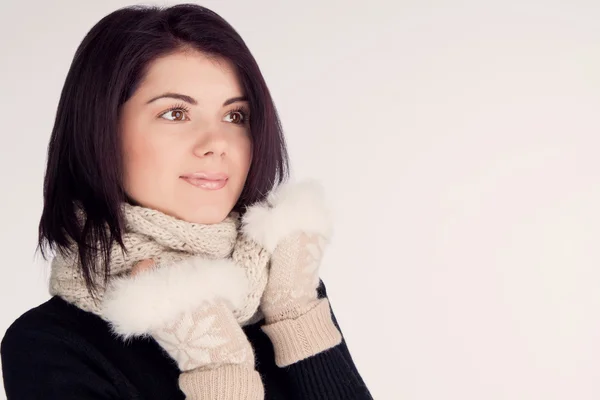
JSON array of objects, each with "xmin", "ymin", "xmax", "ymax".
[{"xmin": 180, "ymin": 205, "xmax": 233, "ymax": 225}]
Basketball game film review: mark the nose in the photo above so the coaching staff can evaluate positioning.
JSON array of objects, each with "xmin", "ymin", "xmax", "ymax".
[{"xmin": 192, "ymin": 130, "xmax": 227, "ymax": 158}]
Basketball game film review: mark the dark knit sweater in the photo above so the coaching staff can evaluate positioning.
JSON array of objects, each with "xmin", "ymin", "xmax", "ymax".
[{"xmin": 1, "ymin": 281, "xmax": 372, "ymax": 399}]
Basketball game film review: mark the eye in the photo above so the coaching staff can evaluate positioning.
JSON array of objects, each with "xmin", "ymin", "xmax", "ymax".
[
  {"xmin": 158, "ymin": 104, "xmax": 190, "ymax": 121},
  {"xmin": 224, "ymin": 106, "xmax": 250, "ymax": 125}
]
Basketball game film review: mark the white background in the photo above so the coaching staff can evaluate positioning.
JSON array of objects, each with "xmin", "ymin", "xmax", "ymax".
[{"xmin": 1, "ymin": 0, "xmax": 600, "ymax": 398}]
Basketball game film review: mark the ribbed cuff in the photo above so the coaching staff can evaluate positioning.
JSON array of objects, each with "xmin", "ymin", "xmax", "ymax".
[
  {"xmin": 179, "ymin": 365, "xmax": 264, "ymax": 400},
  {"xmin": 261, "ymin": 298, "xmax": 343, "ymax": 367}
]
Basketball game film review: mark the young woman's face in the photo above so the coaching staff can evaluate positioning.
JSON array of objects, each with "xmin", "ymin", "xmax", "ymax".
[{"xmin": 119, "ymin": 50, "xmax": 252, "ymax": 224}]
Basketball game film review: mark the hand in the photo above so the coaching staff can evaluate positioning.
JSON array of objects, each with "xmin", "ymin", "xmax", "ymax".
[
  {"xmin": 129, "ymin": 259, "xmax": 255, "ymax": 372},
  {"xmin": 103, "ymin": 254, "xmax": 265, "ymax": 398},
  {"xmin": 261, "ymin": 232, "xmax": 328, "ymax": 324},
  {"xmin": 241, "ymin": 180, "xmax": 342, "ymax": 367}
]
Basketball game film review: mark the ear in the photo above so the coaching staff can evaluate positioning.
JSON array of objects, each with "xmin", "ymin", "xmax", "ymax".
[{"xmin": 240, "ymin": 180, "xmax": 333, "ymax": 253}]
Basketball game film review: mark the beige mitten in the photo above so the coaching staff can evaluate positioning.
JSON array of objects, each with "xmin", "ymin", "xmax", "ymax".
[
  {"xmin": 261, "ymin": 231, "xmax": 327, "ymax": 321},
  {"xmin": 153, "ymin": 300, "xmax": 263, "ymax": 399},
  {"xmin": 101, "ymin": 257, "xmax": 264, "ymax": 399},
  {"xmin": 242, "ymin": 181, "xmax": 342, "ymax": 367}
]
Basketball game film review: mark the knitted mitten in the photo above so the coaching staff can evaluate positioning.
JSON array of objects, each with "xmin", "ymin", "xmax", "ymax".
[
  {"xmin": 154, "ymin": 300, "xmax": 263, "ymax": 399},
  {"xmin": 242, "ymin": 181, "xmax": 343, "ymax": 367},
  {"xmin": 101, "ymin": 257, "xmax": 264, "ymax": 399}
]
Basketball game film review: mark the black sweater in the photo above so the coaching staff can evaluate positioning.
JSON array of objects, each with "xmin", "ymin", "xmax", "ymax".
[{"xmin": 1, "ymin": 281, "xmax": 373, "ymax": 399}]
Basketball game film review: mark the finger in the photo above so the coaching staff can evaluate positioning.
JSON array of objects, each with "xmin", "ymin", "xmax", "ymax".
[{"xmin": 130, "ymin": 259, "xmax": 156, "ymax": 277}]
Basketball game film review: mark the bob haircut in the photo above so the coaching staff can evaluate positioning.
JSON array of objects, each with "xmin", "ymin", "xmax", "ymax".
[{"xmin": 38, "ymin": 4, "xmax": 289, "ymax": 297}]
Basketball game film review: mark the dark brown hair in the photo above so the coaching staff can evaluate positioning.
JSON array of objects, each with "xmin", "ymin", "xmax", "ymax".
[{"xmin": 38, "ymin": 4, "xmax": 289, "ymax": 297}]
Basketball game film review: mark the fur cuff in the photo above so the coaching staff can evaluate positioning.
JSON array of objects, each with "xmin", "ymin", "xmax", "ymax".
[
  {"xmin": 101, "ymin": 257, "xmax": 249, "ymax": 338},
  {"xmin": 241, "ymin": 180, "xmax": 333, "ymax": 253}
]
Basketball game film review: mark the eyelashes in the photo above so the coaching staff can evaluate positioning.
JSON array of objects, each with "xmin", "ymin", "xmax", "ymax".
[
  {"xmin": 158, "ymin": 103, "xmax": 250, "ymax": 125},
  {"xmin": 226, "ymin": 106, "xmax": 250, "ymax": 125},
  {"xmin": 158, "ymin": 102, "xmax": 191, "ymax": 121}
]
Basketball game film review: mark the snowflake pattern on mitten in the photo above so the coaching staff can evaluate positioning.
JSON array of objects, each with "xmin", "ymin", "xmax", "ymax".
[
  {"xmin": 152, "ymin": 301, "xmax": 255, "ymax": 372},
  {"xmin": 261, "ymin": 232, "xmax": 328, "ymax": 323}
]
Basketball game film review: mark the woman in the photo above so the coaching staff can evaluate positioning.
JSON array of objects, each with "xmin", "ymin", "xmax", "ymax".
[{"xmin": 1, "ymin": 4, "xmax": 372, "ymax": 399}]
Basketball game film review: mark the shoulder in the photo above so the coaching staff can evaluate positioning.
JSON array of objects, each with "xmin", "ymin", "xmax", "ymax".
[
  {"xmin": 2, "ymin": 296, "xmax": 100, "ymax": 345},
  {"xmin": 1, "ymin": 296, "xmax": 108, "ymax": 368},
  {"xmin": 1, "ymin": 297, "xmax": 126, "ymax": 398}
]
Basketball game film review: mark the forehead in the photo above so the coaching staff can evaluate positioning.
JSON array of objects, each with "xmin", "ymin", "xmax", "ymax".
[{"xmin": 135, "ymin": 50, "xmax": 243, "ymax": 100}]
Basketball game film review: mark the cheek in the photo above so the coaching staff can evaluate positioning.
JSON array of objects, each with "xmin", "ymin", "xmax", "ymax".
[
  {"xmin": 233, "ymin": 134, "xmax": 253, "ymax": 176},
  {"xmin": 121, "ymin": 127, "xmax": 180, "ymax": 194}
]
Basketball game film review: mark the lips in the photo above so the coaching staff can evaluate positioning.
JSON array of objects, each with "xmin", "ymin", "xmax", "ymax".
[{"xmin": 180, "ymin": 172, "xmax": 229, "ymax": 190}]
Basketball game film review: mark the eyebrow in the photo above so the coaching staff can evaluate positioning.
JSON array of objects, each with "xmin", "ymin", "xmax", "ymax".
[{"xmin": 145, "ymin": 92, "xmax": 248, "ymax": 107}]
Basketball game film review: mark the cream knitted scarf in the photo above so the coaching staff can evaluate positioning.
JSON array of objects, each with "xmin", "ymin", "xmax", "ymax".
[{"xmin": 49, "ymin": 202, "xmax": 270, "ymax": 326}]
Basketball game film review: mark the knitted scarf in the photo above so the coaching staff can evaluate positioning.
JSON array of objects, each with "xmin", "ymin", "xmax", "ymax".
[{"xmin": 49, "ymin": 202, "xmax": 270, "ymax": 327}]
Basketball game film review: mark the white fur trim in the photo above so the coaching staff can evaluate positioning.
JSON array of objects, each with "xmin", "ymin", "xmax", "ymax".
[
  {"xmin": 241, "ymin": 180, "xmax": 333, "ymax": 253},
  {"xmin": 101, "ymin": 257, "xmax": 249, "ymax": 338}
]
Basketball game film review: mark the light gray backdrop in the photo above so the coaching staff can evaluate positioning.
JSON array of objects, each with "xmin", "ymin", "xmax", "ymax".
[{"xmin": 1, "ymin": 1, "xmax": 599, "ymax": 398}]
